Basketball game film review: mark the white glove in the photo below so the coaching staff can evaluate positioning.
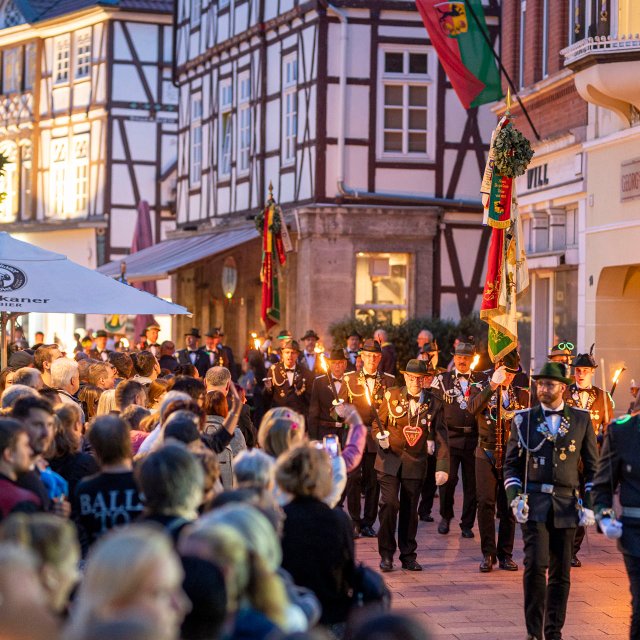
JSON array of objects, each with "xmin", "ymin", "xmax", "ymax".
[
  {"xmin": 491, "ymin": 366, "xmax": 507, "ymax": 386},
  {"xmin": 600, "ymin": 517, "xmax": 623, "ymax": 540},
  {"xmin": 427, "ymin": 440, "xmax": 435, "ymax": 456},
  {"xmin": 435, "ymin": 471, "xmax": 448, "ymax": 486},
  {"xmin": 579, "ymin": 507, "xmax": 596, "ymax": 527},
  {"xmin": 511, "ymin": 497, "xmax": 529, "ymax": 523},
  {"xmin": 334, "ymin": 403, "xmax": 348, "ymax": 419},
  {"xmin": 376, "ymin": 431, "xmax": 390, "ymax": 450}
]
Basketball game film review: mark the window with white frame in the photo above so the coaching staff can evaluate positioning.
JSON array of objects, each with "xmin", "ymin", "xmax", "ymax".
[
  {"xmin": 219, "ymin": 79, "xmax": 232, "ymax": 176},
  {"xmin": 73, "ymin": 135, "xmax": 89, "ymax": 214},
  {"xmin": 190, "ymin": 93, "xmax": 203, "ymax": 186},
  {"xmin": 20, "ymin": 143, "xmax": 31, "ymax": 218},
  {"xmin": 518, "ymin": 0, "xmax": 526, "ymax": 89},
  {"xmin": 190, "ymin": 0, "xmax": 201, "ymax": 27},
  {"xmin": 565, "ymin": 206, "xmax": 578, "ymax": 247},
  {"xmin": 541, "ymin": 0, "xmax": 549, "ymax": 79},
  {"xmin": 50, "ymin": 139, "xmax": 67, "ymax": 217},
  {"xmin": 0, "ymin": 143, "xmax": 18, "ymax": 222},
  {"xmin": 282, "ymin": 55, "xmax": 297, "ymax": 164},
  {"xmin": 218, "ymin": 0, "xmax": 230, "ymax": 8},
  {"xmin": 2, "ymin": 47, "xmax": 21, "ymax": 93},
  {"xmin": 24, "ymin": 43, "xmax": 36, "ymax": 90},
  {"xmin": 238, "ymin": 74, "xmax": 251, "ymax": 173},
  {"xmin": 75, "ymin": 30, "xmax": 91, "ymax": 79},
  {"xmin": 378, "ymin": 47, "xmax": 434, "ymax": 159},
  {"xmin": 54, "ymin": 35, "xmax": 70, "ymax": 84}
]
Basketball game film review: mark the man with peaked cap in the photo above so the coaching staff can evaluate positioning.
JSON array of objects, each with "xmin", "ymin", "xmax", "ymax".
[
  {"xmin": 418, "ymin": 339, "xmax": 441, "ymax": 372},
  {"xmin": 298, "ymin": 329, "xmax": 324, "ymax": 375},
  {"xmin": 563, "ymin": 344, "xmax": 613, "ymax": 568},
  {"xmin": 375, "ymin": 359, "xmax": 449, "ymax": 572},
  {"xmin": 343, "ymin": 338, "xmax": 397, "ymax": 538},
  {"xmin": 145, "ymin": 322, "xmax": 161, "ymax": 358},
  {"xmin": 176, "ymin": 328, "xmax": 210, "ymax": 377},
  {"xmin": 417, "ymin": 362, "xmax": 440, "ymax": 522},
  {"xmin": 203, "ymin": 328, "xmax": 236, "ymax": 378},
  {"xmin": 468, "ymin": 350, "xmax": 529, "ymax": 573},
  {"xmin": 345, "ymin": 331, "xmax": 362, "ymax": 372},
  {"xmin": 548, "ymin": 341, "xmax": 575, "ymax": 366},
  {"xmin": 504, "ymin": 361, "xmax": 598, "ymax": 640},
  {"xmin": 263, "ymin": 339, "xmax": 313, "ymax": 418},
  {"xmin": 308, "ymin": 348, "xmax": 349, "ymax": 442},
  {"xmin": 431, "ymin": 337, "xmax": 488, "ymax": 537}
]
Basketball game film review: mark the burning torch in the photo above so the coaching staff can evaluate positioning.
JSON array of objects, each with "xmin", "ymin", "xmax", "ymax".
[
  {"xmin": 364, "ymin": 383, "xmax": 384, "ymax": 432},
  {"xmin": 319, "ymin": 353, "xmax": 342, "ymax": 405},
  {"xmin": 610, "ymin": 366, "xmax": 626, "ymax": 397}
]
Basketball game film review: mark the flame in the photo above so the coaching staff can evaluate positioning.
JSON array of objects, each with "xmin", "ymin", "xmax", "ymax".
[
  {"xmin": 612, "ymin": 366, "xmax": 625, "ymax": 384},
  {"xmin": 470, "ymin": 354, "xmax": 480, "ymax": 371},
  {"xmin": 119, "ymin": 337, "xmax": 129, "ymax": 349},
  {"xmin": 253, "ymin": 338, "xmax": 261, "ymax": 350},
  {"xmin": 319, "ymin": 353, "xmax": 328, "ymax": 373},
  {"xmin": 250, "ymin": 332, "xmax": 257, "ymax": 338},
  {"xmin": 314, "ymin": 343, "xmax": 324, "ymax": 354},
  {"xmin": 364, "ymin": 384, "xmax": 372, "ymax": 406}
]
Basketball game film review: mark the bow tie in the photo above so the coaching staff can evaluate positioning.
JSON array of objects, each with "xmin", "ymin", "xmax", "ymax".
[
  {"xmin": 544, "ymin": 409, "xmax": 563, "ymax": 417},
  {"xmin": 408, "ymin": 394, "xmax": 421, "ymax": 402},
  {"xmin": 364, "ymin": 374, "xmax": 377, "ymax": 380},
  {"xmin": 348, "ymin": 350, "xmax": 358, "ymax": 354},
  {"xmin": 284, "ymin": 368, "xmax": 295, "ymax": 373},
  {"xmin": 577, "ymin": 387, "xmax": 592, "ymax": 392},
  {"xmin": 457, "ymin": 373, "xmax": 470, "ymax": 379}
]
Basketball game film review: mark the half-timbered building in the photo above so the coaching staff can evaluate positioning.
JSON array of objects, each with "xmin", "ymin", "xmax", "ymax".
[
  {"xmin": 101, "ymin": 0, "xmax": 502, "ymax": 352},
  {"xmin": 0, "ymin": 0, "xmax": 177, "ymax": 344}
]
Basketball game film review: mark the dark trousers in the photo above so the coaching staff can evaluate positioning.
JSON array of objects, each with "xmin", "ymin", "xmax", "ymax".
[
  {"xmin": 346, "ymin": 451, "xmax": 379, "ymax": 528},
  {"xmin": 417, "ymin": 453, "xmax": 436, "ymax": 518},
  {"xmin": 522, "ymin": 514, "xmax": 575, "ymax": 640},
  {"xmin": 475, "ymin": 448, "xmax": 515, "ymax": 559},
  {"xmin": 377, "ymin": 471, "xmax": 422, "ymax": 563},
  {"xmin": 439, "ymin": 445, "xmax": 477, "ymax": 530},
  {"xmin": 624, "ymin": 554, "xmax": 640, "ymax": 640}
]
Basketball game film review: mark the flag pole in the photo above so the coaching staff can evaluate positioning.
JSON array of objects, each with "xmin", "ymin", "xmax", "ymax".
[{"xmin": 463, "ymin": 0, "xmax": 541, "ymax": 141}]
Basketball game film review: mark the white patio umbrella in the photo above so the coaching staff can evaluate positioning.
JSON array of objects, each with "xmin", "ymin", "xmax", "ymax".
[{"xmin": 0, "ymin": 232, "xmax": 190, "ymax": 368}]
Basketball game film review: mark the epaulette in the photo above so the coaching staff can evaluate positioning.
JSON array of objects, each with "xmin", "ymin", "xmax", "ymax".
[
  {"xmin": 315, "ymin": 374, "xmax": 327, "ymax": 380},
  {"xmin": 573, "ymin": 406, "xmax": 591, "ymax": 413},
  {"xmin": 514, "ymin": 408, "xmax": 529, "ymax": 414}
]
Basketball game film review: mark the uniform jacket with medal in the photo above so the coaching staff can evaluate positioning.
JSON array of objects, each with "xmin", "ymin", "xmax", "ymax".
[
  {"xmin": 431, "ymin": 370, "xmax": 489, "ymax": 450},
  {"xmin": 308, "ymin": 374, "xmax": 349, "ymax": 442},
  {"xmin": 563, "ymin": 383, "xmax": 614, "ymax": 438},
  {"xmin": 468, "ymin": 382, "xmax": 530, "ymax": 452},
  {"xmin": 264, "ymin": 362, "xmax": 314, "ymax": 417},
  {"xmin": 504, "ymin": 404, "xmax": 598, "ymax": 528},
  {"xmin": 343, "ymin": 370, "xmax": 396, "ymax": 453},
  {"xmin": 374, "ymin": 387, "xmax": 449, "ymax": 480},
  {"xmin": 176, "ymin": 348, "xmax": 211, "ymax": 378},
  {"xmin": 593, "ymin": 413, "xmax": 640, "ymax": 557},
  {"xmin": 297, "ymin": 352, "xmax": 326, "ymax": 376}
]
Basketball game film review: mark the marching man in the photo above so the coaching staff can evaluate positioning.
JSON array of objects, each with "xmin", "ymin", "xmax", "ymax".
[{"xmin": 504, "ymin": 362, "xmax": 598, "ymax": 640}]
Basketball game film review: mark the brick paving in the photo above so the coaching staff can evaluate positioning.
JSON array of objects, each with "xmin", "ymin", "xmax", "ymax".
[{"xmin": 355, "ymin": 501, "xmax": 631, "ymax": 639}]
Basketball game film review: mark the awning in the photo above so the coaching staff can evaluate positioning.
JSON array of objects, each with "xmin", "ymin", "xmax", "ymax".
[{"xmin": 98, "ymin": 225, "xmax": 260, "ymax": 282}]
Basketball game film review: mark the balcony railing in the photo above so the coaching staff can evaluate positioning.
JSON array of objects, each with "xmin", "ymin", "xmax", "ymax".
[{"xmin": 562, "ymin": 34, "xmax": 640, "ymax": 65}]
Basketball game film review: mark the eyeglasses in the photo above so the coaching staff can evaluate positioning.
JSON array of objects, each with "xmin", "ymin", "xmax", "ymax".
[
  {"xmin": 536, "ymin": 380, "xmax": 563, "ymax": 389},
  {"xmin": 556, "ymin": 342, "xmax": 574, "ymax": 351}
]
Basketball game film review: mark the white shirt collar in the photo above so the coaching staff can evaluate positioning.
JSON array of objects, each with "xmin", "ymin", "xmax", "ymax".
[{"xmin": 540, "ymin": 401, "xmax": 565, "ymax": 413}]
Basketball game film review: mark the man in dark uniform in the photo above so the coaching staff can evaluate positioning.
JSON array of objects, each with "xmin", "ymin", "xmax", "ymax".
[
  {"xmin": 298, "ymin": 330, "xmax": 324, "ymax": 375},
  {"xmin": 593, "ymin": 411, "xmax": 640, "ymax": 639},
  {"xmin": 431, "ymin": 337, "xmax": 487, "ymax": 537},
  {"xmin": 548, "ymin": 341, "xmax": 575, "ymax": 366},
  {"xmin": 374, "ymin": 360, "xmax": 449, "ymax": 572},
  {"xmin": 263, "ymin": 339, "xmax": 313, "ymax": 418},
  {"xmin": 504, "ymin": 362, "xmax": 598, "ymax": 640},
  {"xmin": 418, "ymin": 339, "xmax": 440, "ymax": 372},
  {"xmin": 203, "ymin": 328, "xmax": 235, "ymax": 377},
  {"xmin": 564, "ymin": 345, "xmax": 612, "ymax": 567},
  {"xmin": 176, "ymin": 328, "xmax": 210, "ymax": 378},
  {"xmin": 308, "ymin": 348, "xmax": 348, "ymax": 443},
  {"xmin": 345, "ymin": 331, "xmax": 362, "ymax": 372},
  {"xmin": 90, "ymin": 330, "xmax": 112, "ymax": 362},
  {"xmin": 468, "ymin": 350, "xmax": 529, "ymax": 573},
  {"xmin": 145, "ymin": 322, "xmax": 161, "ymax": 358},
  {"xmin": 343, "ymin": 338, "xmax": 396, "ymax": 538}
]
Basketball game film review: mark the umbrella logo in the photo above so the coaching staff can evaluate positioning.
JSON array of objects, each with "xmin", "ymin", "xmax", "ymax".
[{"xmin": 0, "ymin": 263, "xmax": 27, "ymax": 292}]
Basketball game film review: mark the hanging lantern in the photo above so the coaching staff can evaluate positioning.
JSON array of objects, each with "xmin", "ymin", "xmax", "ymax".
[{"xmin": 221, "ymin": 256, "xmax": 238, "ymax": 300}]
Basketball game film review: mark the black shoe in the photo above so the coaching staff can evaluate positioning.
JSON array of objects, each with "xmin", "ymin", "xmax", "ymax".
[
  {"xmin": 479, "ymin": 554, "xmax": 496, "ymax": 573},
  {"xmin": 571, "ymin": 555, "xmax": 581, "ymax": 568},
  {"xmin": 360, "ymin": 525, "xmax": 377, "ymax": 538},
  {"xmin": 461, "ymin": 528, "xmax": 475, "ymax": 539},
  {"xmin": 401, "ymin": 559, "xmax": 423, "ymax": 571},
  {"xmin": 437, "ymin": 518, "xmax": 450, "ymax": 535},
  {"xmin": 498, "ymin": 557, "xmax": 518, "ymax": 571},
  {"xmin": 353, "ymin": 523, "xmax": 361, "ymax": 539},
  {"xmin": 379, "ymin": 557, "xmax": 393, "ymax": 572},
  {"xmin": 419, "ymin": 514, "xmax": 434, "ymax": 522}
]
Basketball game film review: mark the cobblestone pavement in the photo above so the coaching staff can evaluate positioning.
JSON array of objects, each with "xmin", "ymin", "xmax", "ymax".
[{"xmin": 355, "ymin": 507, "xmax": 631, "ymax": 640}]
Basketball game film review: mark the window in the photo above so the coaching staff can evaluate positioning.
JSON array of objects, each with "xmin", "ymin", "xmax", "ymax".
[
  {"xmin": 238, "ymin": 74, "xmax": 251, "ymax": 173},
  {"xmin": 190, "ymin": 94, "xmax": 203, "ymax": 186},
  {"xmin": 190, "ymin": 0, "xmax": 201, "ymax": 26},
  {"xmin": 541, "ymin": 0, "xmax": 549, "ymax": 78},
  {"xmin": 54, "ymin": 36, "xmax": 70, "ymax": 84},
  {"xmin": 3, "ymin": 0, "xmax": 23, "ymax": 28},
  {"xmin": 379, "ymin": 47, "xmax": 433, "ymax": 158},
  {"xmin": 50, "ymin": 139, "xmax": 67, "ymax": 217},
  {"xmin": 2, "ymin": 47, "xmax": 21, "ymax": 94},
  {"xmin": 565, "ymin": 206, "xmax": 578, "ymax": 248},
  {"xmin": 0, "ymin": 143, "xmax": 18, "ymax": 222},
  {"xmin": 569, "ymin": 0, "xmax": 586, "ymax": 44},
  {"xmin": 282, "ymin": 55, "xmax": 297, "ymax": 164},
  {"xmin": 75, "ymin": 31, "xmax": 91, "ymax": 79},
  {"xmin": 219, "ymin": 80, "xmax": 232, "ymax": 176},
  {"xmin": 73, "ymin": 135, "xmax": 89, "ymax": 214},
  {"xmin": 354, "ymin": 252, "xmax": 409, "ymax": 324},
  {"xmin": 518, "ymin": 1, "xmax": 526, "ymax": 89},
  {"xmin": 24, "ymin": 43, "xmax": 36, "ymax": 90},
  {"xmin": 20, "ymin": 143, "xmax": 31, "ymax": 218}
]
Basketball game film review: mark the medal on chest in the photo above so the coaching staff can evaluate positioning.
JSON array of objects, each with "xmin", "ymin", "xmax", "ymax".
[{"xmin": 403, "ymin": 425, "xmax": 423, "ymax": 447}]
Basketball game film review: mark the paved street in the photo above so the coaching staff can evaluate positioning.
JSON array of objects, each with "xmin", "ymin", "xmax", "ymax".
[{"xmin": 356, "ymin": 502, "xmax": 631, "ymax": 639}]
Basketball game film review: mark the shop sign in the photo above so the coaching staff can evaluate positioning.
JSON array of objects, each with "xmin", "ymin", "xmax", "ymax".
[{"xmin": 621, "ymin": 158, "xmax": 640, "ymax": 202}]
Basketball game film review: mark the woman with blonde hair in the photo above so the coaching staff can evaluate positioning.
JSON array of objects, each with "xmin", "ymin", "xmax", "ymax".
[
  {"xmin": 257, "ymin": 407, "xmax": 306, "ymax": 457},
  {"xmin": 66, "ymin": 525, "xmax": 189, "ymax": 639},
  {"xmin": 0, "ymin": 513, "xmax": 81, "ymax": 615},
  {"xmin": 95, "ymin": 388, "xmax": 116, "ymax": 416}
]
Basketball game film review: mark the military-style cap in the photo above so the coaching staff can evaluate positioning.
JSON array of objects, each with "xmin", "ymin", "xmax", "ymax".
[
  {"xmin": 280, "ymin": 339, "xmax": 300, "ymax": 352},
  {"xmin": 454, "ymin": 337, "xmax": 476, "ymax": 356},
  {"xmin": 327, "ymin": 348, "xmax": 347, "ymax": 361},
  {"xmin": 400, "ymin": 359, "xmax": 429, "ymax": 376},
  {"xmin": 499, "ymin": 350, "xmax": 520, "ymax": 373},
  {"xmin": 548, "ymin": 341, "xmax": 574, "ymax": 358},
  {"xmin": 532, "ymin": 362, "xmax": 572, "ymax": 384},
  {"xmin": 301, "ymin": 329, "xmax": 320, "ymax": 341},
  {"xmin": 421, "ymin": 339, "xmax": 439, "ymax": 354},
  {"xmin": 205, "ymin": 327, "xmax": 222, "ymax": 338},
  {"xmin": 572, "ymin": 344, "xmax": 597, "ymax": 369},
  {"xmin": 185, "ymin": 328, "xmax": 201, "ymax": 338},
  {"xmin": 277, "ymin": 329, "xmax": 292, "ymax": 340},
  {"xmin": 360, "ymin": 338, "xmax": 382, "ymax": 354},
  {"xmin": 95, "ymin": 329, "xmax": 108, "ymax": 338}
]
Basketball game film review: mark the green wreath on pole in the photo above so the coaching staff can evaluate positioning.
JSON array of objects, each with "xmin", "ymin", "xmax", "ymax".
[{"xmin": 493, "ymin": 123, "xmax": 534, "ymax": 178}]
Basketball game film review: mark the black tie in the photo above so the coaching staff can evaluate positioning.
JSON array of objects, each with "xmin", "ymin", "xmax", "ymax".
[
  {"xmin": 408, "ymin": 394, "xmax": 421, "ymax": 402},
  {"xmin": 544, "ymin": 409, "xmax": 562, "ymax": 417},
  {"xmin": 458, "ymin": 373, "xmax": 469, "ymax": 380},
  {"xmin": 364, "ymin": 374, "xmax": 376, "ymax": 380},
  {"xmin": 285, "ymin": 368, "xmax": 295, "ymax": 373}
]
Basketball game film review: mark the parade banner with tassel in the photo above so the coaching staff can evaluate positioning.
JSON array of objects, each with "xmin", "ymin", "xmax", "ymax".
[
  {"xmin": 480, "ymin": 96, "xmax": 533, "ymax": 362},
  {"xmin": 257, "ymin": 184, "xmax": 287, "ymax": 331},
  {"xmin": 415, "ymin": 0, "xmax": 502, "ymax": 109}
]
